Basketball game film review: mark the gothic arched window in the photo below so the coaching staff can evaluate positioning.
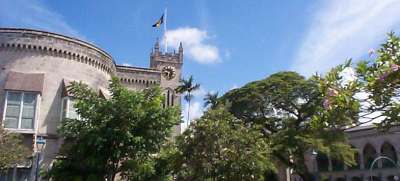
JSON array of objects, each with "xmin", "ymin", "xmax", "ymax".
[
  {"xmin": 381, "ymin": 142, "xmax": 397, "ymax": 168},
  {"xmin": 164, "ymin": 88, "xmax": 175, "ymax": 107},
  {"xmin": 363, "ymin": 143, "xmax": 377, "ymax": 169}
]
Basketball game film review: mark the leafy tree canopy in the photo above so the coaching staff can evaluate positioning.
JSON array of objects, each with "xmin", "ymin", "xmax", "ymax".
[
  {"xmin": 47, "ymin": 77, "xmax": 181, "ymax": 181},
  {"xmin": 172, "ymin": 108, "xmax": 274, "ymax": 181},
  {"xmin": 220, "ymin": 71, "xmax": 356, "ymax": 180},
  {"xmin": 203, "ymin": 92, "xmax": 219, "ymax": 109},
  {"xmin": 0, "ymin": 127, "xmax": 31, "ymax": 170}
]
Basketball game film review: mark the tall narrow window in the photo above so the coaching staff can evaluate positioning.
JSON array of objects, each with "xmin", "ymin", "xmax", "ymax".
[
  {"xmin": 162, "ymin": 93, "xmax": 166, "ymax": 108},
  {"xmin": 21, "ymin": 93, "xmax": 36, "ymax": 129},
  {"xmin": 60, "ymin": 97, "xmax": 80, "ymax": 120},
  {"xmin": 4, "ymin": 92, "xmax": 21, "ymax": 128},
  {"xmin": 3, "ymin": 91, "xmax": 37, "ymax": 130},
  {"xmin": 171, "ymin": 94, "xmax": 174, "ymax": 106},
  {"xmin": 167, "ymin": 90, "xmax": 170, "ymax": 107}
]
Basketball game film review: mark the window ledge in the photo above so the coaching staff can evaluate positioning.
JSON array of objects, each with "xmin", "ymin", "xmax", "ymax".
[{"xmin": 4, "ymin": 128, "xmax": 35, "ymax": 134}]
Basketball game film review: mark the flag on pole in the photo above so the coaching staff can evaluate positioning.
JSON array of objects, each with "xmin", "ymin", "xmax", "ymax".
[
  {"xmin": 152, "ymin": 9, "xmax": 167, "ymax": 52},
  {"xmin": 152, "ymin": 14, "xmax": 164, "ymax": 28}
]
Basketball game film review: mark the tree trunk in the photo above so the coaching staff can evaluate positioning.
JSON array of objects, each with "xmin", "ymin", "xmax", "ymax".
[{"xmin": 187, "ymin": 93, "xmax": 191, "ymax": 126}]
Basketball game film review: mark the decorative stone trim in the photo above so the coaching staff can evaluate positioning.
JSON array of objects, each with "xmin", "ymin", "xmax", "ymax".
[
  {"xmin": 116, "ymin": 65, "xmax": 161, "ymax": 73},
  {"xmin": 116, "ymin": 65, "xmax": 161, "ymax": 85},
  {"xmin": 0, "ymin": 28, "xmax": 116, "ymax": 75},
  {"xmin": 0, "ymin": 42, "xmax": 114, "ymax": 74},
  {"xmin": 119, "ymin": 77, "xmax": 159, "ymax": 85}
]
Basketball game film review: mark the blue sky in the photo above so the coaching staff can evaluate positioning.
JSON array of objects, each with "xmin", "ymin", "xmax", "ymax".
[{"xmin": 2, "ymin": 0, "xmax": 400, "ymax": 128}]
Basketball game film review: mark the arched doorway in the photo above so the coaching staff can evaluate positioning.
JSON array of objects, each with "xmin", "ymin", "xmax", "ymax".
[
  {"xmin": 363, "ymin": 143, "xmax": 377, "ymax": 169},
  {"xmin": 381, "ymin": 142, "xmax": 397, "ymax": 168}
]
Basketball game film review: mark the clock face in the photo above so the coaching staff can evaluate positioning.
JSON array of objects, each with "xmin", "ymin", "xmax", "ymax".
[{"xmin": 162, "ymin": 66, "xmax": 176, "ymax": 80}]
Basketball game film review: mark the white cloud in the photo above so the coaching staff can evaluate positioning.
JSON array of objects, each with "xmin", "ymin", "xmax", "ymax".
[
  {"xmin": 180, "ymin": 86, "xmax": 216, "ymax": 132},
  {"xmin": 292, "ymin": 0, "xmax": 400, "ymax": 76},
  {"xmin": 163, "ymin": 27, "xmax": 220, "ymax": 64},
  {"xmin": 191, "ymin": 87, "xmax": 207, "ymax": 97},
  {"xmin": 188, "ymin": 45, "xmax": 219, "ymax": 63},
  {"xmin": 0, "ymin": 0, "xmax": 82, "ymax": 38},
  {"xmin": 181, "ymin": 101, "xmax": 205, "ymax": 131}
]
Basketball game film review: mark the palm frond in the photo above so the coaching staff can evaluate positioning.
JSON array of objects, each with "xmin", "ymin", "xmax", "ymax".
[{"xmin": 203, "ymin": 92, "xmax": 219, "ymax": 108}]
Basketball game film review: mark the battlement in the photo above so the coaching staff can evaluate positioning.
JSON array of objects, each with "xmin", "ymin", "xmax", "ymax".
[{"xmin": 150, "ymin": 40, "xmax": 183, "ymax": 69}]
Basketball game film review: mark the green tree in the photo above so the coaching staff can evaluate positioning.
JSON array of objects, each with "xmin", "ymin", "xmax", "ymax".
[
  {"xmin": 220, "ymin": 71, "xmax": 357, "ymax": 180},
  {"xmin": 0, "ymin": 126, "xmax": 31, "ymax": 169},
  {"xmin": 46, "ymin": 78, "xmax": 180, "ymax": 181},
  {"xmin": 203, "ymin": 92, "xmax": 219, "ymax": 109},
  {"xmin": 172, "ymin": 108, "xmax": 274, "ymax": 181},
  {"xmin": 175, "ymin": 75, "xmax": 200, "ymax": 125},
  {"xmin": 140, "ymin": 141, "xmax": 179, "ymax": 181}
]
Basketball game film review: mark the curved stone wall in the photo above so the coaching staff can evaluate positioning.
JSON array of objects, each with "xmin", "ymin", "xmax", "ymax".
[
  {"xmin": 0, "ymin": 28, "xmax": 114, "ymax": 136},
  {"xmin": 0, "ymin": 28, "xmax": 119, "ymax": 166}
]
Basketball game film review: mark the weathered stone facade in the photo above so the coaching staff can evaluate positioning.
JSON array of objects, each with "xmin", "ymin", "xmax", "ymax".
[
  {"xmin": 0, "ymin": 28, "xmax": 182, "ymax": 180},
  {"xmin": 293, "ymin": 126, "xmax": 400, "ymax": 181}
]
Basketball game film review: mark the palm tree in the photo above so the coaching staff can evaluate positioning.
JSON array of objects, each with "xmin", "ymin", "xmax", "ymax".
[
  {"xmin": 203, "ymin": 92, "xmax": 219, "ymax": 109},
  {"xmin": 175, "ymin": 75, "xmax": 200, "ymax": 126}
]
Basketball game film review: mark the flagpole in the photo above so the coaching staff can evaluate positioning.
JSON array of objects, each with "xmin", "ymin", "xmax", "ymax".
[{"xmin": 164, "ymin": 8, "xmax": 168, "ymax": 53}]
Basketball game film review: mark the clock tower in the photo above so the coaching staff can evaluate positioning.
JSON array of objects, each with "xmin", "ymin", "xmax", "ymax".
[{"xmin": 150, "ymin": 39, "xmax": 183, "ymax": 109}]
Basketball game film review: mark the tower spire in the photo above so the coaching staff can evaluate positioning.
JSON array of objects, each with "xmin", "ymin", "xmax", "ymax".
[
  {"xmin": 179, "ymin": 42, "xmax": 183, "ymax": 52},
  {"xmin": 154, "ymin": 38, "xmax": 160, "ymax": 53},
  {"xmin": 178, "ymin": 42, "xmax": 183, "ymax": 62}
]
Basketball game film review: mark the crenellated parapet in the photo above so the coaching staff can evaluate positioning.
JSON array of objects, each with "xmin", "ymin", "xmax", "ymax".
[
  {"xmin": 116, "ymin": 65, "xmax": 161, "ymax": 87},
  {"xmin": 150, "ymin": 41, "xmax": 183, "ymax": 69},
  {"xmin": 0, "ymin": 28, "xmax": 116, "ymax": 74}
]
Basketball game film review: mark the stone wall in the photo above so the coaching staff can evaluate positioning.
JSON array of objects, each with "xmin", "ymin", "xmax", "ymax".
[
  {"xmin": 116, "ymin": 65, "xmax": 161, "ymax": 90},
  {"xmin": 0, "ymin": 28, "xmax": 183, "ymax": 179},
  {"xmin": 0, "ymin": 29, "xmax": 113, "ymax": 169}
]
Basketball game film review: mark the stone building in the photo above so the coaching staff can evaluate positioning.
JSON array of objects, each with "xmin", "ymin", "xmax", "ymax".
[
  {"xmin": 0, "ymin": 28, "xmax": 183, "ymax": 180},
  {"xmin": 295, "ymin": 125, "xmax": 400, "ymax": 181}
]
